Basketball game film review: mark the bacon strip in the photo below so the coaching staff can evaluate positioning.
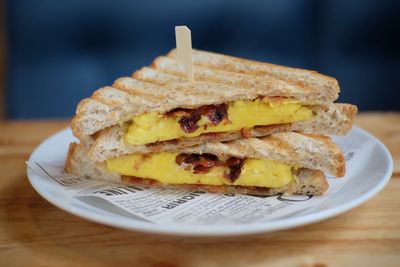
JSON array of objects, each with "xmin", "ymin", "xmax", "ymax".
[
  {"xmin": 224, "ymin": 157, "xmax": 245, "ymax": 182},
  {"xmin": 176, "ymin": 153, "xmax": 244, "ymax": 181},
  {"xmin": 165, "ymin": 104, "xmax": 229, "ymax": 133}
]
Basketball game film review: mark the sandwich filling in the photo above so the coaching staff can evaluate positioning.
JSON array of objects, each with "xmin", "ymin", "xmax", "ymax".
[
  {"xmin": 106, "ymin": 152, "xmax": 294, "ymax": 188},
  {"xmin": 124, "ymin": 98, "xmax": 313, "ymax": 145}
]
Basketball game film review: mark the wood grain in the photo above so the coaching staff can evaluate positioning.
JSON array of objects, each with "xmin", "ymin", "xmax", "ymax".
[{"xmin": 0, "ymin": 114, "xmax": 399, "ymax": 267}]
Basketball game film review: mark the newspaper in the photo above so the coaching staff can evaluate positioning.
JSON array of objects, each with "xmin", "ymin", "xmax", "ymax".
[{"xmin": 27, "ymin": 130, "xmax": 375, "ymax": 225}]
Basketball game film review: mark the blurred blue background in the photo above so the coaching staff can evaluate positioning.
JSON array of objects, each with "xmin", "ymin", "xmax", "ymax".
[{"xmin": 5, "ymin": 0, "xmax": 400, "ymax": 118}]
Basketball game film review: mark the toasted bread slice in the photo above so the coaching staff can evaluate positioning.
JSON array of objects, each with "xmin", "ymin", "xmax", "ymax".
[
  {"xmin": 169, "ymin": 49, "xmax": 339, "ymax": 97},
  {"xmin": 72, "ymin": 49, "xmax": 341, "ymax": 138},
  {"xmin": 181, "ymin": 132, "xmax": 345, "ymax": 177},
  {"xmin": 88, "ymin": 103, "xmax": 354, "ymax": 170},
  {"xmin": 65, "ymin": 142, "xmax": 329, "ymax": 196},
  {"xmin": 151, "ymin": 56, "xmax": 337, "ymax": 102},
  {"xmin": 120, "ymin": 168, "xmax": 328, "ymax": 196},
  {"xmin": 89, "ymin": 130, "xmax": 344, "ymax": 177}
]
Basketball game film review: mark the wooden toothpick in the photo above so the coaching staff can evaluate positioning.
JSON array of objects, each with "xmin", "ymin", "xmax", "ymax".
[{"xmin": 175, "ymin": 26, "xmax": 194, "ymax": 82}]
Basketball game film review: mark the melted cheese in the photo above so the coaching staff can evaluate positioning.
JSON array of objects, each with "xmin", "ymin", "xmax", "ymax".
[
  {"xmin": 124, "ymin": 99, "xmax": 312, "ymax": 145},
  {"xmin": 106, "ymin": 152, "xmax": 293, "ymax": 188}
]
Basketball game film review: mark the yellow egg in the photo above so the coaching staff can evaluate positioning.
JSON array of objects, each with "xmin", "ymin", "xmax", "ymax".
[
  {"xmin": 124, "ymin": 99, "xmax": 313, "ymax": 145},
  {"xmin": 106, "ymin": 152, "xmax": 293, "ymax": 188}
]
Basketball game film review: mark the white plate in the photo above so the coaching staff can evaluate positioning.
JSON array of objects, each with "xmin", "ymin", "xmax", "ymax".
[{"xmin": 27, "ymin": 127, "xmax": 393, "ymax": 236}]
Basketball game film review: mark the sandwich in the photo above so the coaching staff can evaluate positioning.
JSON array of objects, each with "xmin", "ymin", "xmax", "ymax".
[
  {"xmin": 67, "ymin": 132, "xmax": 343, "ymax": 195},
  {"xmin": 65, "ymin": 49, "xmax": 357, "ymax": 195}
]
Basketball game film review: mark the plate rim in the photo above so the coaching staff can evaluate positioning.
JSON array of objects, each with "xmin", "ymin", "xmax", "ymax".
[{"xmin": 27, "ymin": 126, "xmax": 393, "ymax": 236}]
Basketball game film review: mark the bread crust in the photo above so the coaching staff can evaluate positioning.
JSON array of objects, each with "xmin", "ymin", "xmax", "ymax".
[{"xmin": 64, "ymin": 142, "xmax": 77, "ymax": 173}]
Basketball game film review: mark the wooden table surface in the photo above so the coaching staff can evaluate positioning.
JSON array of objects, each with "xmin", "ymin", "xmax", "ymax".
[{"xmin": 0, "ymin": 113, "xmax": 399, "ymax": 267}]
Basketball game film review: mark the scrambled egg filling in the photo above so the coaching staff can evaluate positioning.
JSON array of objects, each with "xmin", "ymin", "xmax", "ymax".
[
  {"xmin": 124, "ymin": 99, "xmax": 313, "ymax": 145},
  {"xmin": 106, "ymin": 152, "xmax": 293, "ymax": 188}
]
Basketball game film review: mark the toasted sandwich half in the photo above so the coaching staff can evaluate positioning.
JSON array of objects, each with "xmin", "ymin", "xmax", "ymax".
[
  {"xmin": 66, "ymin": 132, "xmax": 344, "ymax": 196},
  {"xmin": 66, "ymin": 49, "xmax": 356, "ymax": 195},
  {"xmin": 70, "ymin": 49, "xmax": 356, "ymax": 162}
]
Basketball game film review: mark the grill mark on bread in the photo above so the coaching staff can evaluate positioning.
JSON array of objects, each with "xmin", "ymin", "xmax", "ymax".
[
  {"xmin": 131, "ymin": 69, "xmax": 251, "ymax": 98},
  {"xmin": 152, "ymin": 56, "xmax": 316, "ymax": 94},
  {"xmin": 112, "ymin": 77, "xmax": 174, "ymax": 101},
  {"xmin": 91, "ymin": 86, "xmax": 160, "ymax": 109}
]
